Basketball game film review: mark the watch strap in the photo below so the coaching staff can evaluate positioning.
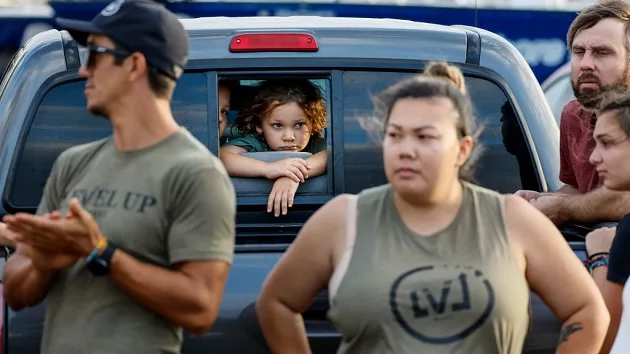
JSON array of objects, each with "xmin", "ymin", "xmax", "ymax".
[
  {"xmin": 86, "ymin": 237, "xmax": 108, "ymax": 264},
  {"xmin": 87, "ymin": 241, "xmax": 117, "ymax": 276},
  {"xmin": 99, "ymin": 241, "xmax": 117, "ymax": 265}
]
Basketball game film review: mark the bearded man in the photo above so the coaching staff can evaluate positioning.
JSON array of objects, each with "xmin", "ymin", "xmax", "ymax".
[{"xmin": 515, "ymin": 0, "xmax": 630, "ymax": 226}]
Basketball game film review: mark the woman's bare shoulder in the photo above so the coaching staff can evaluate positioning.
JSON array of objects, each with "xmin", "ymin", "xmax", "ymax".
[{"xmin": 306, "ymin": 194, "xmax": 356, "ymax": 230}]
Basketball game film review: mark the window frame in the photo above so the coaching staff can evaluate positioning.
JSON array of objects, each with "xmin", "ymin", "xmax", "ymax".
[
  {"xmin": 207, "ymin": 71, "xmax": 220, "ymax": 155},
  {"xmin": 216, "ymin": 70, "xmax": 336, "ymax": 207}
]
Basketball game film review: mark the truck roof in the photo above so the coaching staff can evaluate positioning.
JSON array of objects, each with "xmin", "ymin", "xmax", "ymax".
[
  {"xmin": 180, "ymin": 16, "xmax": 477, "ymax": 65},
  {"xmin": 13, "ymin": 15, "xmax": 523, "ymax": 70},
  {"xmin": 182, "ymin": 15, "xmax": 463, "ymax": 32}
]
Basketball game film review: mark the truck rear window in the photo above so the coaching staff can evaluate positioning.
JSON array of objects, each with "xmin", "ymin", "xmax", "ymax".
[
  {"xmin": 5, "ymin": 68, "xmax": 539, "ymax": 216},
  {"xmin": 8, "ymin": 73, "xmax": 208, "ymax": 208},
  {"xmin": 340, "ymin": 71, "xmax": 539, "ymax": 195}
]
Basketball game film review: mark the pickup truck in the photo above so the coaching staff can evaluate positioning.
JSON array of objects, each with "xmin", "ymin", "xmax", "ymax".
[{"xmin": 0, "ymin": 15, "xmax": 600, "ymax": 354}]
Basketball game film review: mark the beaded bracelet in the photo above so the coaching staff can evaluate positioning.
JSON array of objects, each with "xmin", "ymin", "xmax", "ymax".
[
  {"xmin": 588, "ymin": 252, "xmax": 610, "ymax": 260},
  {"xmin": 585, "ymin": 254, "xmax": 610, "ymax": 274},
  {"xmin": 583, "ymin": 253, "xmax": 609, "ymax": 269},
  {"xmin": 86, "ymin": 237, "xmax": 108, "ymax": 263}
]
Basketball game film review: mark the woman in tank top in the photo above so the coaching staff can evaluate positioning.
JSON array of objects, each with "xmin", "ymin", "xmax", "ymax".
[
  {"xmin": 256, "ymin": 62, "xmax": 609, "ymax": 354},
  {"xmin": 584, "ymin": 92, "xmax": 630, "ymax": 354}
]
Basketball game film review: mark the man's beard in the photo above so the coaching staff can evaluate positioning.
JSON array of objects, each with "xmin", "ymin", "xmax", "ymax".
[{"xmin": 572, "ymin": 67, "xmax": 630, "ymax": 109}]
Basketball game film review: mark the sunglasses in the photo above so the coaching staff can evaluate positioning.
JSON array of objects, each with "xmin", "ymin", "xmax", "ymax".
[{"xmin": 85, "ymin": 45, "xmax": 131, "ymax": 69}]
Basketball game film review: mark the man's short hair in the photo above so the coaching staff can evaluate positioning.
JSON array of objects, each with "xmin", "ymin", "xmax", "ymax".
[
  {"xmin": 567, "ymin": 0, "xmax": 630, "ymax": 52},
  {"xmin": 148, "ymin": 72, "xmax": 176, "ymax": 99}
]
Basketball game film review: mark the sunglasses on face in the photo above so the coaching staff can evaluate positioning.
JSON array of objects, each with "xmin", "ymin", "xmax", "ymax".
[{"xmin": 85, "ymin": 45, "xmax": 131, "ymax": 69}]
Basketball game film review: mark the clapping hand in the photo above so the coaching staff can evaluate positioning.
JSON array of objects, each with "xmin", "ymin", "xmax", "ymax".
[{"xmin": 3, "ymin": 198, "xmax": 105, "ymax": 270}]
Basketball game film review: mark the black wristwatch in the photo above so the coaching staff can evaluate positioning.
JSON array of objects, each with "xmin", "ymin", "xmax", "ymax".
[{"xmin": 86, "ymin": 241, "xmax": 117, "ymax": 276}]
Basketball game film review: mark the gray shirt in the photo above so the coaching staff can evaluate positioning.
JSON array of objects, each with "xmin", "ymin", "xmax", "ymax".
[
  {"xmin": 327, "ymin": 182, "xmax": 530, "ymax": 354},
  {"xmin": 37, "ymin": 128, "xmax": 236, "ymax": 354}
]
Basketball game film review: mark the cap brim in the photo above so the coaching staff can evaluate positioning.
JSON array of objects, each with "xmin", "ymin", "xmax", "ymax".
[{"xmin": 55, "ymin": 18, "xmax": 103, "ymax": 46}]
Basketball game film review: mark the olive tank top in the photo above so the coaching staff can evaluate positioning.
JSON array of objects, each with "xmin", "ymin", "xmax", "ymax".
[{"xmin": 326, "ymin": 182, "xmax": 530, "ymax": 354}]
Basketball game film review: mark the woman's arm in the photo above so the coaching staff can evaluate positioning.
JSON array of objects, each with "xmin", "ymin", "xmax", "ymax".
[
  {"xmin": 504, "ymin": 195, "xmax": 609, "ymax": 353},
  {"xmin": 256, "ymin": 194, "xmax": 350, "ymax": 353},
  {"xmin": 585, "ymin": 227, "xmax": 619, "ymax": 354},
  {"xmin": 586, "ymin": 215, "xmax": 630, "ymax": 353},
  {"xmin": 591, "ymin": 267, "xmax": 623, "ymax": 354}
]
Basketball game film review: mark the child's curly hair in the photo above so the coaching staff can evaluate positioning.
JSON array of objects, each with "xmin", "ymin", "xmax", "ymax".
[{"xmin": 234, "ymin": 79, "xmax": 327, "ymax": 138}]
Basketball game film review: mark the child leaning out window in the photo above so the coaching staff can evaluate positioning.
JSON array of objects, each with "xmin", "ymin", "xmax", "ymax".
[{"xmin": 219, "ymin": 79, "xmax": 328, "ymax": 217}]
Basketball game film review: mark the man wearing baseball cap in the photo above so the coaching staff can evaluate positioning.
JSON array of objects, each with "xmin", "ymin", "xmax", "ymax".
[{"xmin": 2, "ymin": 1, "xmax": 236, "ymax": 353}]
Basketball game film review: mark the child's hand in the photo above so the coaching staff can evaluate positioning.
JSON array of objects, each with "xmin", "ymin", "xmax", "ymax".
[
  {"xmin": 264, "ymin": 158, "xmax": 312, "ymax": 182},
  {"xmin": 267, "ymin": 177, "xmax": 301, "ymax": 217}
]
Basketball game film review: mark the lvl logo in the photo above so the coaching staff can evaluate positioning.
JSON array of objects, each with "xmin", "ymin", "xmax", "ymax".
[{"xmin": 389, "ymin": 265, "xmax": 495, "ymax": 344}]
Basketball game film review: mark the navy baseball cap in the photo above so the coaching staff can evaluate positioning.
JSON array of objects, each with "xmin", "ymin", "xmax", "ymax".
[{"xmin": 56, "ymin": 0, "xmax": 189, "ymax": 80}]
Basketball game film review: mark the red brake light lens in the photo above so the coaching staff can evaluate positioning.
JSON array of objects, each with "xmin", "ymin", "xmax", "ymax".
[{"xmin": 229, "ymin": 33, "xmax": 319, "ymax": 53}]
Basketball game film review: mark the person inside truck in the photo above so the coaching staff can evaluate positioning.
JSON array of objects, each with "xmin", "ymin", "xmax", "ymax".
[
  {"xmin": 515, "ymin": 0, "xmax": 630, "ymax": 226},
  {"xmin": 218, "ymin": 79, "xmax": 231, "ymax": 141},
  {"xmin": 218, "ymin": 79, "xmax": 244, "ymax": 144},
  {"xmin": 256, "ymin": 61, "xmax": 609, "ymax": 354},
  {"xmin": 581, "ymin": 91, "xmax": 630, "ymax": 354},
  {"xmin": 220, "ymin": 78, "xmax": 328, "ymax": 217}
]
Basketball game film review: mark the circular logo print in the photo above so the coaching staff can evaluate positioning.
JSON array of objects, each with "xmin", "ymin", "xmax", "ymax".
[{"xmin": 389, "ymin": 265, "xmax": 495, "ymax": 344}]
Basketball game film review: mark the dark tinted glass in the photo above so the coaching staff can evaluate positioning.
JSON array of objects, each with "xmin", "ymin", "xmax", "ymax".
[
  {"xmin": 8, "ymin": 73, "xmax": 208, "ymax": 208},
  {"xmin": 341, "ymin": 70, "xmax": 538, "ymax": 194}
]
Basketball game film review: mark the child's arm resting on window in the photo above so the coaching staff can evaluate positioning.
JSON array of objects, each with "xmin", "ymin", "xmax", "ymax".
[
  {"xmin": 304, "ymin": 151, "xmax": 327, "ymax": 178},
  {"xmin": 220, "ymin": 145, "xmax": 311, "ymax": 183},
  {"xmin": 267, "ymin": 151, "xmax": 327, "ymax": 217},
  {"xmin": 219, "ymin": 145, "xmax": 268, "ymax": 178}
]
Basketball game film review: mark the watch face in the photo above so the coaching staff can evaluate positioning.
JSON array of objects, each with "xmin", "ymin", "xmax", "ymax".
[{"xmin": 87, "ymin": 258, "xmax": 109, "ymax": 276}]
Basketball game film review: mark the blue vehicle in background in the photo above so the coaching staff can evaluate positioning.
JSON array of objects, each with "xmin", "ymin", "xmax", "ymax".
[
  {"xmin": 0, "ymin": 6, "xmax": 55, "ymax": 70},
  {"xmin": 2, "ymin": 0, "xmax": 581, "ymax": 83}
]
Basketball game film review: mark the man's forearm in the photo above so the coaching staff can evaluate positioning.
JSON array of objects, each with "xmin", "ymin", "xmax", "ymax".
[
  {"xmin": 562, "ymin": 187, "xmax": 630, "ymax": 223},
  {"xmin": 3, "ymin": 254, "xmax": 56, "ymax": 310},
  {"xmin": 108, "ymin": 249, "xmax": 218, "ymax": 334},
  {"xmin": 555, "ymin": 184, "xmax": 580, "ymax": 196}
]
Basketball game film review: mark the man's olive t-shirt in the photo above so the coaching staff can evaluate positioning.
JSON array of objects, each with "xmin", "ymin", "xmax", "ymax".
[{"xmin": 37, "ymin": 128, "xmax": 236, "ymax": 354}]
